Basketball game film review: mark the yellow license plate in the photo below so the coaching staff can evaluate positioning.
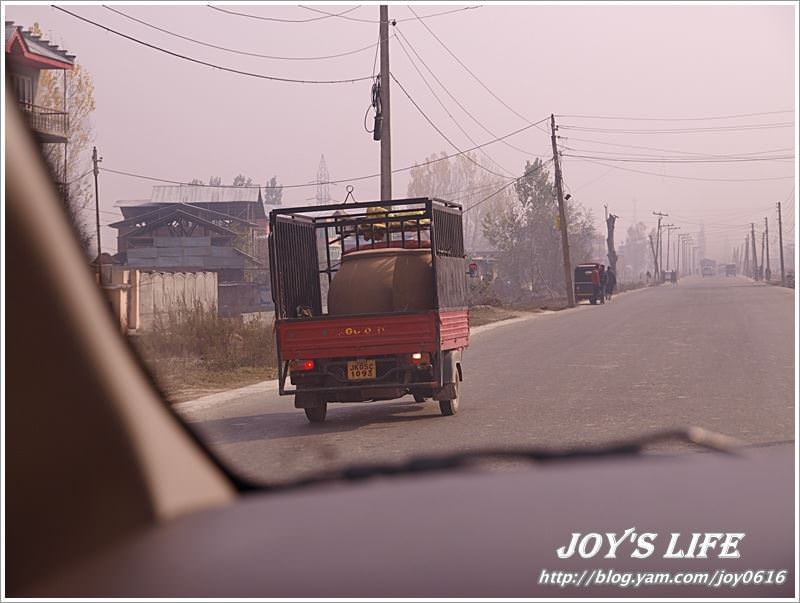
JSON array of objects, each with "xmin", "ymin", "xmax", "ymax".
[{"xmin": 347, "ymin": 359, "xmax": 376, "ymax": 380}]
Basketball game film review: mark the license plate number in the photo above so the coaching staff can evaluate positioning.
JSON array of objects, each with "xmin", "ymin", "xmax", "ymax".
[{"xmin": 347, "ymin": 359, "xmax": 376, "ymax": 380}]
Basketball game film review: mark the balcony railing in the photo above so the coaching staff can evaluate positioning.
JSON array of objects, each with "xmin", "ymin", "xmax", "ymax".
[{"xmin": 18, "ymin": 102, "xmax": 69, "ymax": 141}]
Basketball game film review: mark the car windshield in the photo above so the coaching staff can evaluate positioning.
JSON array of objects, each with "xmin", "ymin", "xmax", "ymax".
[{"xmin": 5, "ymin": 3, "xmax": 795, "ymax": 487}]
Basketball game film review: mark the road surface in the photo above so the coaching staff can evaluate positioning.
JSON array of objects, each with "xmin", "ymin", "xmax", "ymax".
[{"xmin": 176, "ymin": 276, "xmax": 795, "ymax": 484}]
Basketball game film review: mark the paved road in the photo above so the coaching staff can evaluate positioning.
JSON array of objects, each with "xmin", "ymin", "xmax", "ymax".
[{"xmin": 177, "ymin": 277, "xmax": 795, "ymax": 484}]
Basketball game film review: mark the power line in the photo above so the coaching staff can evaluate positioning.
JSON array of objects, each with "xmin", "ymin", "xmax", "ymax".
[
  {"xmin": 98, "ymin": 117, "xmax": 551, "ymax": 191},
  {"xmin": 298, "ymin": 5, "xmax": 482, "ymax": 24},
  {"xmin": 463, "ymin": 158, "xmax": 554, "ymax": 213},
  {"xmin": 558, "ymin": 134, "xmax": 794, "ymax": 159},
  {"xmin": 407, "ymin": 5, "xmax": 534, "ymax": 127},
  {"xmin": 559, "ymin": 122, "xmax": 794, "ymax": 134},
  {"xmin": 389, "ymin": 71, "xmax": 513, "ymax": 180},
  {"xmin": 394, "ymin": 26, "xmax": 546, "ymax": 158},
  {"xmin": 53, "ymin": 6, "xmax": 373, "ymax": 84},
  {"xmin": 566, "ymin": 156, "xmax": 795, "ymax": 182},
  {"xmin": 104, "ymin": 6, "xmax": 380, "ymax": 61},
  {"xmin": 393, "ymin": 32, "xmax": 513, "ymax": 177},
  {"xmin": 556, "ymin": 109, "xmax": 794, "ymax": 122},
  {"xmin": 207, "ymin": 5, "xmax": 362, "ymax": 23},
  {"xmin": 563, "ymin": 153, "xmax": 794, "ymax": 164}
]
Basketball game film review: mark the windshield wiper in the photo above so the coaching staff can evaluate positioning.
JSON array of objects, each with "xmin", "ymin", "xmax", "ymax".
[{"xmin": 270, "ymin": 426, "xmax": 741, "ymax": 492}]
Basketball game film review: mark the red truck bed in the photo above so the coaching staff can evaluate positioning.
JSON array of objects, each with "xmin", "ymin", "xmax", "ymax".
[{"xmin": 277, "ymin": 310, "xmax": 469, "ymax": 360}]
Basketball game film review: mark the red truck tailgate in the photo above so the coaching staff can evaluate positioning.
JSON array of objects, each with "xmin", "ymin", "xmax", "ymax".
[{"xmin": 277, "ymin": 311, "xmax": 468, "ymax": 360}]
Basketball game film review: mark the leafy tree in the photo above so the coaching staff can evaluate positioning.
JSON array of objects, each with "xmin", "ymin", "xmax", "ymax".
[
  {"xmin": 407, "ymin": 151, "xmax": 506, "ymax": 251},
  {"xmin": 618, "ymin": 221, "xmax": 650, "ymax": 281},
  {"xmin": 32, "ymin": 23, "xmax": 95, "ymax": 253},
  {"xmin": 208, "ymin": 176, "xmax": 222, "ymax": 186},
  {"xmin": 188, "ymin": 178, "xmax": 204, "ymax": 185},
  {"xmin": 264, "ymin": 175, "xmax": 283, "ymax": 205},
  {"xmin": 482, "ymin": 159, "xmax": 598, "ymax": 298},
  {"xmin": 232, "ymin": 174, "xmax": 254, "ymax": 187}
]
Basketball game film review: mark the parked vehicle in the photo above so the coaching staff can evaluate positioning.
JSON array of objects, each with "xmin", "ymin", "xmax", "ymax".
[
  {"xmin": 269, "ymin": 198, "xmax": 468, "ymax": 422},
  {"xmin": 725, "ymin": 264, "xmax": 737, "ymax": 277},
  {"xmin": 574, "ymin": 262, "xmax": 600, "ymax": 304}
]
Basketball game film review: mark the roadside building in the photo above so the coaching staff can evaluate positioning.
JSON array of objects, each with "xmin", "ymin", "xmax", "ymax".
[{"xmin": 111, "ymin": 185, "xmax": 274, "ymax": 316}]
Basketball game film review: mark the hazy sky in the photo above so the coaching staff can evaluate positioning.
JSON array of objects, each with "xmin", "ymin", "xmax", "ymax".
[{"xmin": 5, "ymin": 2, "xmax": 797, "ymax": 260}]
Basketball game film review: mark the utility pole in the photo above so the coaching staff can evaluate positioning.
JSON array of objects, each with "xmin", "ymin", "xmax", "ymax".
[
  {"xmin": 760, "ymin": 230, "xmax": 766, "ymax": 281},
  {"xmin": 750, "ymin": 223, "xmax": 758, "ymax": 280},
  {"xmin": 379, "ymin": 5, "xmax": 392, "ymax": 200},
  {"xmin": 764, "ymin": 216, "xmax": 771, "ymax": 282},
  {"xmin": 777, "ymin": 201, "xmax": 785, "ymax": 286},
  {"xmin": 550, "ymin": 114, "xmax": 575, "ymax": 307},
  {"xmin": 663, "ymin": 225, "xmax": 677, "ymax": 271},
  {"xmin": 743, "ymin": 236, "xmax": 750, "ymax": 277},
  {"xmin": 652, "ymin": 211, "xmax": 668, "ymax": 280},
  {"xmin": 92, "ymin": 146, "xmax": 102, "ymax": 278}
]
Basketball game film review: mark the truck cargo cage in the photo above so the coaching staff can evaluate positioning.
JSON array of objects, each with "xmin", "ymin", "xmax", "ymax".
[{"xmin": 268, "ymin": 197, "xmax": 465, "ymax": 320}]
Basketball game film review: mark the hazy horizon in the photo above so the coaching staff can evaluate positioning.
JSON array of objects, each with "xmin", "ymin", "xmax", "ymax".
[{"xmin": 4, "ymin": 2, "xmax": 796, "ymax": 264}]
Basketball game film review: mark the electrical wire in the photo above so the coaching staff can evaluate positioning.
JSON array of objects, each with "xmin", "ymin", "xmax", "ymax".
[
  {"xmin": 99, "ymin": 117, "xmax": 550, "ymax": 191},
  {"xmin": 394, "ymin": 26, "xmax": 546, "ymax": 158},
  {"xmin": 53, "ymin": 6, "xmax": 374, "ymax": 84},
  {"xmin": 563, "ymin": 153, "xmax": 794, "ymax": 164},
  {"xmin": 298, "ymin": 5, "xmax": 482, "ymax": 24},
  {"xmin": 559, "ymin": 122, "xmax": 794, "ymax": 134},
  {"xmin": 393, "ymin": 33, "xmax": 513, "ymax": 177},
  {"xmin": 557, "ymin": 135, "xmax": 794, "ymax": 159},
  {"xmin": 389, "ymin": 72, "xmax": 513, "ymax": 180},
  {"xmin": 464, "ymin": 158, "xmax": 554, "ymax": 213},
  {"xmin": 407, "ymin": 5, "xmax": 535, "ymax": 128},
  {"xmin": 207, "ymin": 4, "xmax": 362, "ymax": 23},
  {"xmin": 565, "ymin": 156, "xmax": 795, "ymax": 182},
  {"xmin": 556, "ymin": 110, "xmax": 794, "ymax": 122},
  {"xmin": 104, "ymin": 6, "xmax": 380, "ymax": 61}
]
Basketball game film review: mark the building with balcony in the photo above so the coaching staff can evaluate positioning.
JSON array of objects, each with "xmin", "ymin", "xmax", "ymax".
[{"xmin": 5, "ymin": 21, "xmax": 74, "ymax": 143}]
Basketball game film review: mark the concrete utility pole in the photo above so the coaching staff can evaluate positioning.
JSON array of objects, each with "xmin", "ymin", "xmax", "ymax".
[
  {"xmin": 652, "ymin": 211, "xmax": 668, "ymax": 279},
  {"xmin": 764, "ymin": 216, "xmax": 771, "ymax": 281},
  {"xmin": 663, "ymin": 225, "xmax": 678, "ymax": 271},
  {"xmin": 777, "ymin": 201, "xmax": 785, "ymax": 286},
  {"xmin": 743, "ymin": 236, "xmax": 750, "ymax": 277},
  {"xmin": 379, "ymin": 5, "xmax": 392, "ymax": 200},
  {"xmin": 550, "ymin": 114, "xmax": 575, "ymax": 306},
  {"xmin": 92, "ymin": 146, "xmax": 102, "ymax": 275},
  {"xmin": 750, "ymin": 223, "xmax": 758, "ymax": 280}
]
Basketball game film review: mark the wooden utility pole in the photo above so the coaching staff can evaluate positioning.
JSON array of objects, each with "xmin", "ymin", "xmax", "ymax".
[
  {"xmin": 379, "ymin": 5, "xmax": 392, "ymax": 200},
  {"xmin": 750, "ymin": 223, "xmax": 758, "ymax": 280},
  {"xmin": 764, "ymin": 216, "xmax": 771, "ymax": 281},
  {"xmin": 92, "ymin": 146, "xmax": 102, "ymax": 277},
  {"xmin": 550, "ymin": 114, "xmax": 575, "ymax": 306},
  {"xmin": 777, "ymin": 201, "xmax": 785, "ymax": 285}
]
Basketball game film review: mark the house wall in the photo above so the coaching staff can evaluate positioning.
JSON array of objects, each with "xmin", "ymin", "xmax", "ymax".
[{"xmin": 138, "ymin": 270, "xmax": 218, "ymax": 329}]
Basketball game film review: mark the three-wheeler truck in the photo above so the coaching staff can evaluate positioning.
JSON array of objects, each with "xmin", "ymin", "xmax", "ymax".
[{"xmin": 268, "ymin": 198, "xmax": 469, "ymax": 423}]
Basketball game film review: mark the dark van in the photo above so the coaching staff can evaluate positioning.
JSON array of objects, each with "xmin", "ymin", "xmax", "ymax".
[{"xmin": 574, "ymin": 263, "xmax": 600, "ymax": 304}]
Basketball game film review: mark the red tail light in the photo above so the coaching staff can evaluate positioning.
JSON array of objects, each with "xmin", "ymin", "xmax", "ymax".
[{"xmin": 290, "ymin": 359, "xmax": 315, "ymax": 372}]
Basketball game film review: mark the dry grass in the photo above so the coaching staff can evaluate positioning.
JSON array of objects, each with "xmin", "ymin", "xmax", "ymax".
[{"xmin": 131, "ymin": 303, "xmax": 277, "ymax": 403}]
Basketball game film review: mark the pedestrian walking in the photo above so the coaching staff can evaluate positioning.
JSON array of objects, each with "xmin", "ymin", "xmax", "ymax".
[
  {"xmin": 590, "ymin": 266, "xmax": 601, "ymax": 305},
  {"xmin": 599, "ymin": 264, "xmax": 607, "ymax": 304},
  {"xmin": 606, "ymin": 267, "xmax": 617, "ymax": 301}
]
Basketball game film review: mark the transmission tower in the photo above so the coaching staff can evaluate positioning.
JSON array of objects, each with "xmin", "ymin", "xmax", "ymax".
[{"xmin": 315, "ymin": 154, "xmax": 331, "ymax": 206}]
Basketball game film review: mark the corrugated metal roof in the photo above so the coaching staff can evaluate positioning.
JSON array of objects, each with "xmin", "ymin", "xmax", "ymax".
[
  {"xmin": 5, "ymin": 21, "xmax": 75, "ymax": 65},
  {"xmin": 151, "ymin": 185, "xmax": 262, "ymax": 204}
]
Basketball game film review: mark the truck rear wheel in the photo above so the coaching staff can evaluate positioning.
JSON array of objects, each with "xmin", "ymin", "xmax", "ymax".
[
  {"xmin": 304, "ymin": 403, "xmax": 327, "ymax": 423},
  {"xmin": 439, "ymin": 397, "xmax": 459, "ymax": 416}
]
